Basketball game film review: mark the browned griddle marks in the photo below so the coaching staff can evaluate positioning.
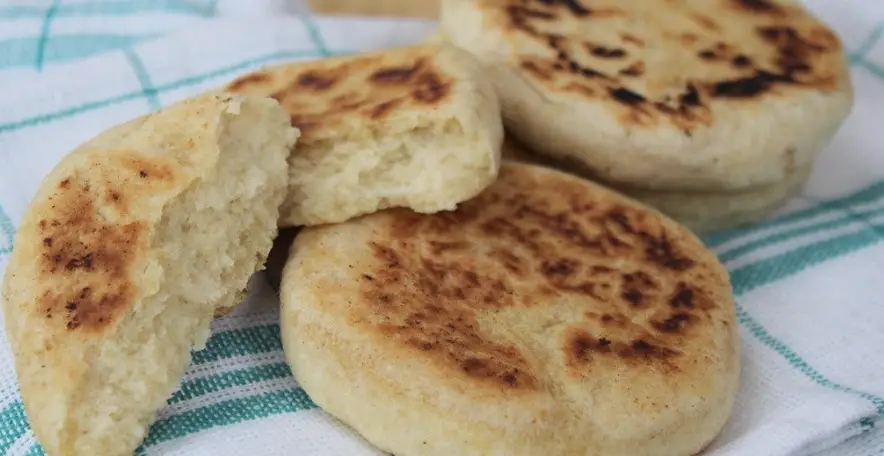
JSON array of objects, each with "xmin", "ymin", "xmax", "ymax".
[
  {"xmin": 297, "ymin": 71, "xmax": 337, "ymax": 90},
  {"xmin": 499, "ymin": 0, "xmax": 841, "ymax": 134},
  {"xmin": 711, "ymin": 70, "xmax": 792, "ymax": 97},
  {"xmin": 567, "ymin": 328, "xmax": 679, "ymax": 367},
  {"xmin": 360, "ymin": 167, "xmax": 728, "ymax": 385},
  {"xmin": 226, "ymin": 72, "xmax": 270, "ymax": 92},
  {"xmin": 244, "ymin": 50, "xmax": 453, "ymax": 140},
  {"xmin": 360, "ymin": 239, "xmax": 537, "ymax": 390},
  {"xmin": 38, "ymin": 174, "xmax": 148, "ymax": 332},
  {"xmin": 733, "ymin": 0, "xmax": 784, "ymax": 15}
]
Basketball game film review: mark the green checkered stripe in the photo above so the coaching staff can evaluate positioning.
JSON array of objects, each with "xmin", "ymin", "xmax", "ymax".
[
  {"xmin": 0, "ymin": 1, "xmax": 222, "ymax": 71},
  {"xmin": 0, "ymin": 7, "xmax": 881, "ymax": 456}
]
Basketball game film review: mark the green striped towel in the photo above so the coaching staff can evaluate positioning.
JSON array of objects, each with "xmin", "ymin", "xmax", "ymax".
[{"xmin": 0, "ymin": 1, "xmax": 882, "ymax": 455}]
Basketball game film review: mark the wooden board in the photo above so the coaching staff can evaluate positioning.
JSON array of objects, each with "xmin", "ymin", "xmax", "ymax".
[{"xmin": 307, "ymin": 0, "xmax": 440, "ymax": 18}]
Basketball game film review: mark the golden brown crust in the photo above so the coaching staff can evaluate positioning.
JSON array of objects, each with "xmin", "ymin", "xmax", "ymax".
[
  {"xmin": 360, "ymin": 240, "xmax": 538, "ymax": 390},
  {"xmin": 282, "ymin": 161, "xmax": 739, "ymax": 455},
  {"xmin": 353, "ymin": 162, "xmax": 731, "ymax": 386},
  {"xmin": 2, "ymin": 93, "xmax": 294, "ymax": 456},
  {"xmin": 31, "ymin": 153, "xmax": 184, "ymax": 333},
  {"xmin": 481, "ymin": 0, "xmax": 846, "ymax": 133},
  {"xmin": 225, "ymin": 45, "xmax": 457, "ymax": 142}
]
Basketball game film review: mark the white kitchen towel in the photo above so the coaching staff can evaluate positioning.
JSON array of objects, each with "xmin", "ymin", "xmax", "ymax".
[
  {"xmin": 0, "ymin": 1, "xmax": 882, "ymax": 456},
  {"xmin": 0, "ymin": 0, "xmax": 310, "ymax": 82}
]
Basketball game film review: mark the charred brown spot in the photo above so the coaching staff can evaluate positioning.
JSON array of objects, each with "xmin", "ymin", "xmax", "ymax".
[
  {"xmin": 541, "ymin": 259, "xmax": 578, "ymax": 277},
  {"xmin": 566, "ymin": 329, "xmax": 680, "ymax": 367},
  {"xmin": 679, "ymin": 84, "xmax": 701, "ymax": 106},
  {"xmin": 711, "ymin": 70, "xmax": 792, "ymax": 98},
  {"xmin": 412, "ymin": 72, "xmax": 450, "ymax": 103},
  {"xmin": 599, "ymin": 313, "xmax": 628, "ymax": 328},
  {"xmin": 681, "ymin": 33, "xmax": 699, "ymax": 44},
  {"xmin": 621, "ymin": 33, "xmax": 644, "ymax": 46},
  {"xmin": 569, "ymin": 330, "xmax": 611, "ymax": 363},
  {"xmin": 609, "ymin": 87, "xmax": 645, "ymax": 105},
  {"xmin": 643, "ymin": 234, "xmax": 694, "ymax": 271},
  {"xmin": 653, "ymin": 312, "xmax": 692, "ymax": 333},
  {"xmin": 620, "ymin": 271, "xmax": 658, "ymax": 308},
  {"xmin": 581, "ymin": 66, "xmax": 606, "ymax": 79},
  {"xmin": 533, "ymin": 0, "xmax": 591, "ymax": 17},
  {"xmin": 297, "ymin": 71, "xmax": 337, "ymax": 90},
  {"xmin": 619, "ymin": 61, "xmax": 645, "ymax": 77},
  {"xmin": 58, "ymin": 178, "xmax": 71, "ymax": 189},
  {"xmin": 698, "ymin": 49, "xmax": 719, "ymax": 60},
  {"xmin": 622, "ymin": 290, "xmax": 642, "ymax": 305},
  {"xmin": 589, "ymin": 45, "xmax": 627, "ymax": 59},
  {"xmin": 757, "ymin": 26, "xmax": 830, "ymax": 76},
  {"xmin": 361, "ymin": 240, "xmax": 535, "ymax": 390},
  {"xmin": 547, "ymin": 33, "xmax": 564, "ymax": 49},
  {"xmin": 370, "ymin": 99, "xmax": 402, "ymax": 119},
  {"xmin": 65, "ymin": 253, "xmax": 94, "ymax": 271},
  {"xmin": 669, "ymin": 283, "xmax": 696, "ymax": 308},
  {"xmin": 227, "ymin": 72, "xmax": 270, "ymax": 92},
  {"xmin": 114, "ymin": 155, "xmax": 175, "ymax": 183},
  {"xmin": 515, "ymin": 6, "xmax": 556, "ymax": 20},
  {"xmin": 733, "ymin": 0, "xmax": 784, "ymax": 14},
  {"xmin": 490, "ymin": 248, "xmax": 527, "ymax": 276},
  {"xmin": 560, "ymin": 0, "xmax": 591, "ymax": 16},
  {"xmin": 568, "ymin": 60, "xmax": 581, "ymax": 73},
  {"xmin": 521, "ymin": 60, "xmax": 553, "ymax": 81},
  {"xmin": 732, "ymin": 54, "xmax": 753, "ymax": 67},
  {"xmin": 37, "ymin": 174, "xmax": 145, "ymax": 332},
  {"xmin": 370, "ymin": 61, "xmax": 423, "ymax": 84},
  {"xmin": 430, "ymin": 241, "xmax": 469, "ymax": 254},
  {"xmin": 625, "ymin": 339, "xmax": 678, "ymax": 358},
  {"xmin": 691, "ymin": 13, "xmax": 719, "ymax": 30}
]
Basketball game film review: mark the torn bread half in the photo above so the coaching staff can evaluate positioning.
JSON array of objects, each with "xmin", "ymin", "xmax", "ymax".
[
  {"xmin": 1, "ymin": 92, "xmax": 297, "ymax": 456},
  {"xmin": 225, "ymin": 43, "xmax": 503, "ymax": 226}
]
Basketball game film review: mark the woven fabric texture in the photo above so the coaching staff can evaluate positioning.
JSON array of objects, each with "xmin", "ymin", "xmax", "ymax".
[{"xmin": 0, "ymin": 1, "xmax": 881, "ymax": 455}]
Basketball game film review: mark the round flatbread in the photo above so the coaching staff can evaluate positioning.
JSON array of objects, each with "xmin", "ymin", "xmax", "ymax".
[
  {"xmin": 280, "ymin": 161, "xmax": 740, "ymax": 456},
  {"xmin": 439, "ymin": 0, "xmax": 852, "ymax": 191},
  {"xmin": 502, "ymin": 134, "xmax": 810, "ymax": 233},
  {"xmin": 225, "ymin": 43, "xmax": 503, "ymax": 226},
  {"xmin": 618, "ymin": 168, "xmax": 809, "ymax": 234},
  {"xmin": 2, "ymin": 92, "xmax": 297, "ymax": 456}
]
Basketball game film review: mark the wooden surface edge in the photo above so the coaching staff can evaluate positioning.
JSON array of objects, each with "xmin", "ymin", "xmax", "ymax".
[{"xmin": 307, "ymin": 0, "xmax": 441, "ymax": 18}]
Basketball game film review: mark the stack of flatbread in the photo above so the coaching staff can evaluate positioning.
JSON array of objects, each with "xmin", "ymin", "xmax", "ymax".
[
  {"xmin": 0, "ymin": 1, "xmax": 852, "ymax": 455},
  {"xmin": 431, "ymin": 0, "xmax": 853, "ymax": 234}
]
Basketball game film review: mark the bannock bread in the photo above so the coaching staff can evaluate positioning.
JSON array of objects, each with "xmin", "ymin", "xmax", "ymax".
[
  {"xmin": 617, "ymin": 169, "xmax": 809, "ymax": 234},
  {"xmin": 439, "ymin": 0, "xmax": 853, "ymax": 191},
  {"xmin": 502, "ymin": 135, "xmax": 810, "ymax": 233},
  {"xmin": 225, "ymin": 43, "xmax": 503, "ymax": 226},
  {"xmin": 1, "ymin": 92, "xmax": 297, "ymax": 456},
  {"xmin": 280, "ymin": 161, "xmax": 740, "ymax": 456}
]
